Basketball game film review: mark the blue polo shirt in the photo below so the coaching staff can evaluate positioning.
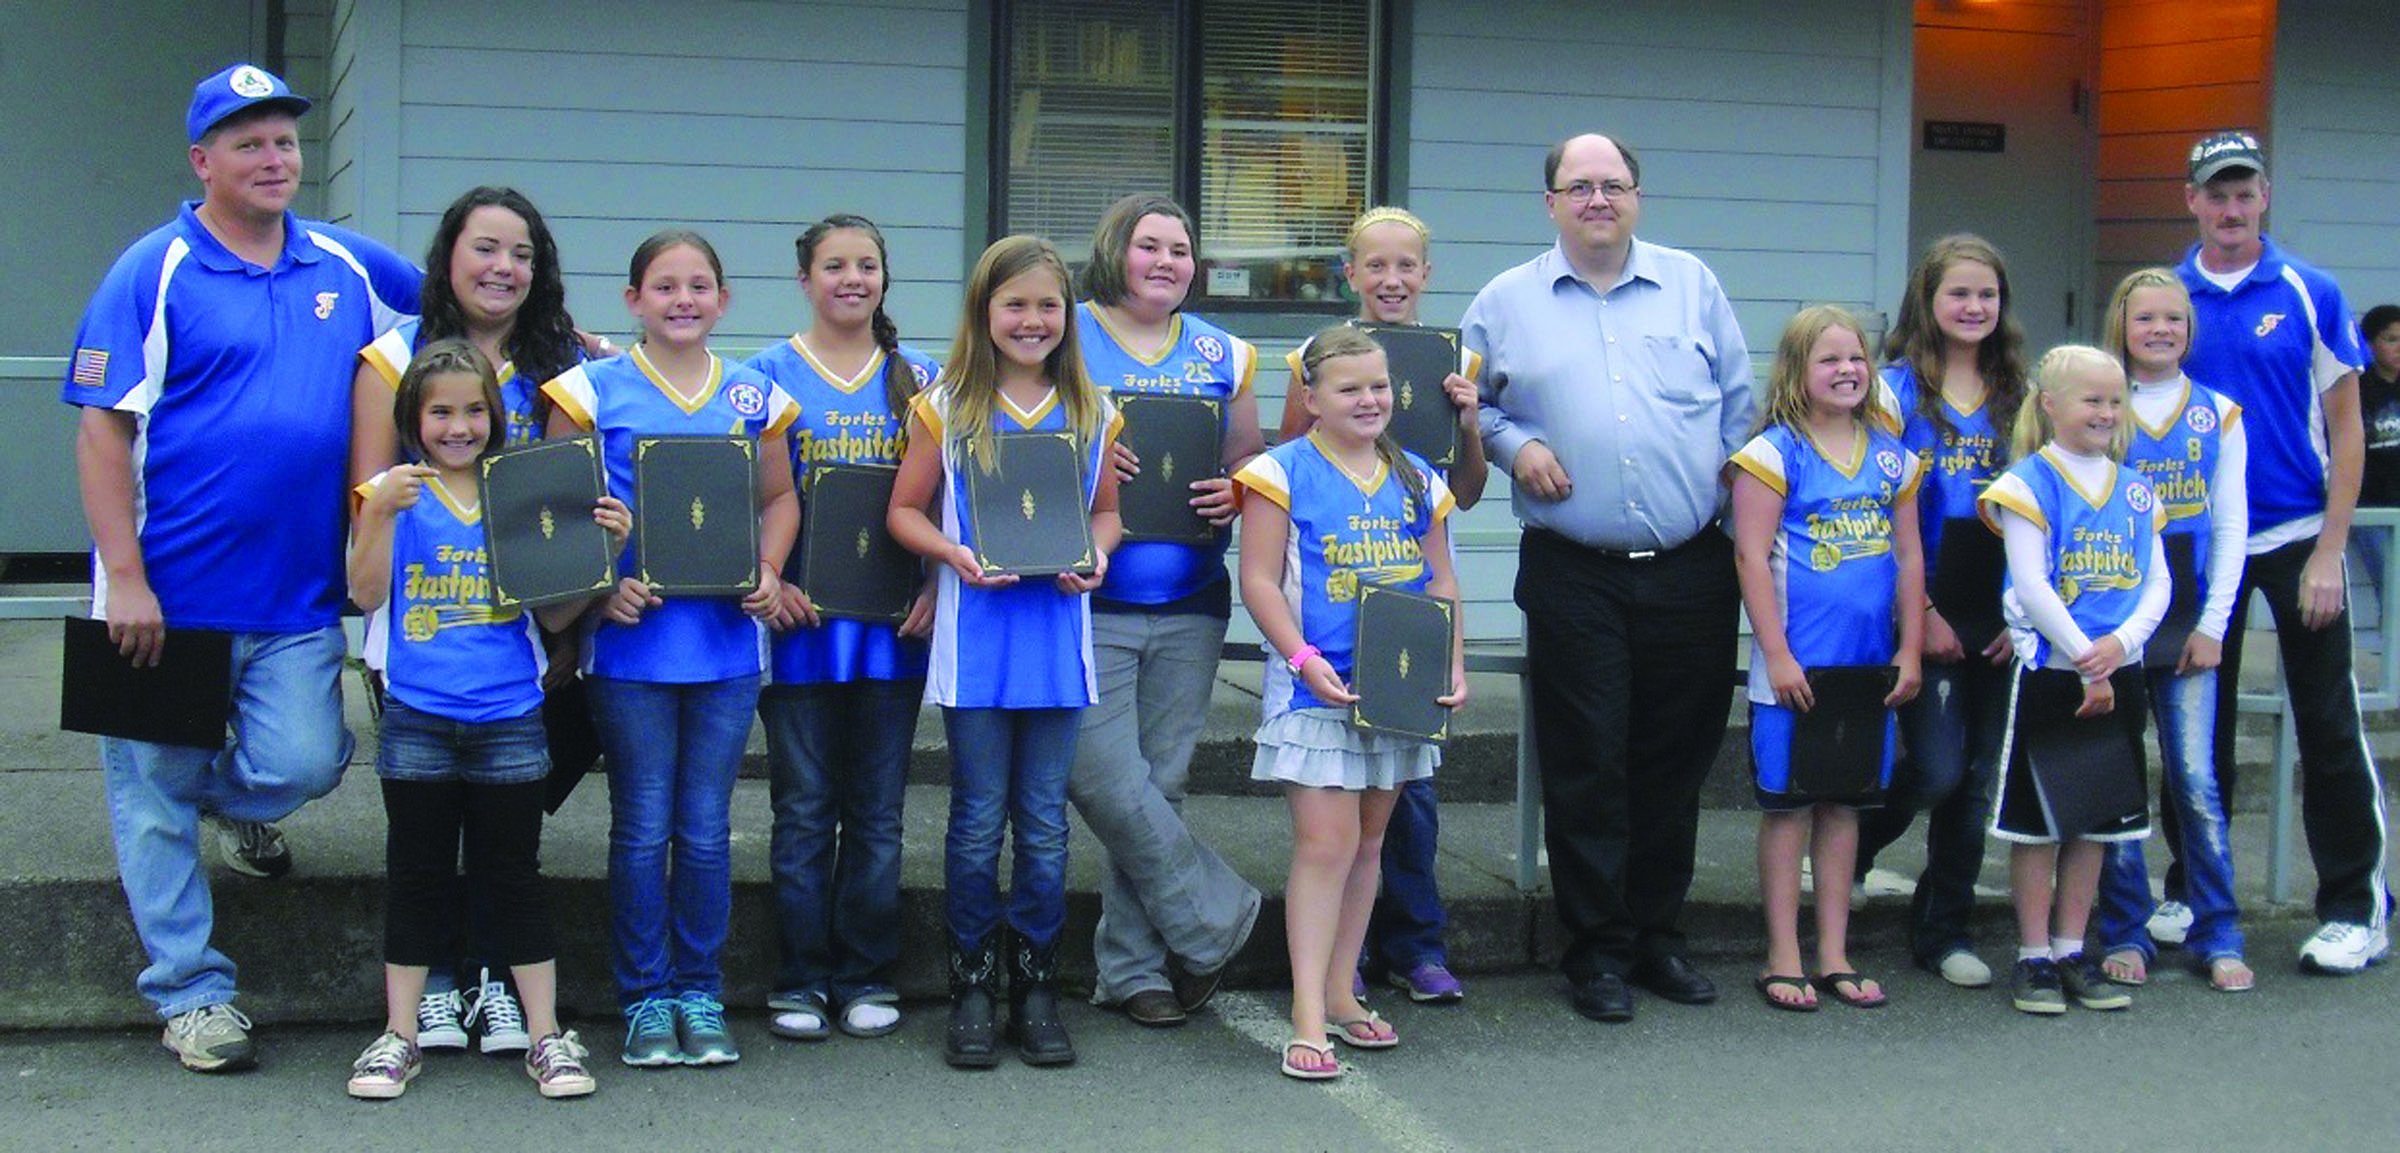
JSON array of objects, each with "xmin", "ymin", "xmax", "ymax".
[
  {"xmin": 2176, "ymin": 237, "xmax": 2362, "ymax": 545},
  {"xmin": 63, "ymin": 202, "xmax": 421, "ymax": 632}
]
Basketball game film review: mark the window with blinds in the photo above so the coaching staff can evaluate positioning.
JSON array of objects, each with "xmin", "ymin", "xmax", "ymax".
[{"xmin": 998, "ymin": 0, "xmax": 1380, "ymax": 310}]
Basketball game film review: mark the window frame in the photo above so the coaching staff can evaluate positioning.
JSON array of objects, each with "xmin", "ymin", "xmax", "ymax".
[{"xmin": 983, "ymin": 0, "xmax": 1397, "ymax": 318}]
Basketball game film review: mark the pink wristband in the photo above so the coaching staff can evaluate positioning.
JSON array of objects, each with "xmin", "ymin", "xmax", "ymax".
[{"xmin": 1286, "ymin": 645, "xmax": 1322, "ymax": 673}]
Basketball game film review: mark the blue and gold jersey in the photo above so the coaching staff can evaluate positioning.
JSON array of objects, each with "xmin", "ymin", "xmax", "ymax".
[
  {"xmin": 745, "ymin": 335, "xmax": 941, "ymax": 685},
  {"xmin": 543, "ymin": 347, "xmax": 799, "ymax": 684},
  {"xmin": 1075, "ymin": 303, "xmax": 1256, "ymax": 607},
  {"xmin": 2127, "ymin": 377, "xmax": 2241, "ymax": 590},
  {"xmin": 1728, "ymin": 423, "xmax": 1923, "ymax": 705},
  {"xmin": 913, "ymin": 383, "xmax": 1121, "ymax": 709},
  {"xmin": 357, "ymin": 470, "xmax": 545, "ymax": 724},
  {"xmin": 1233, "ymin": 434, "xmax": 1455, "ymax": 716},
  {"xmin": 1982, "ymin": 448, "xmax": 2168, "ymax": 668},
  {"xmin": 1874, "ymin": 362, "xmax": 2004, "ymax": 579},
  {"xmin": 360, "ymin": 318, "xmax": 548, "ymax": 449}
]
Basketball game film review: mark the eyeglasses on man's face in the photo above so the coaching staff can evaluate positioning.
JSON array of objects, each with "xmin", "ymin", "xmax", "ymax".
[{"xmin": 1548, "ymin": 180, "xmax": 1638, "ymax": 206}]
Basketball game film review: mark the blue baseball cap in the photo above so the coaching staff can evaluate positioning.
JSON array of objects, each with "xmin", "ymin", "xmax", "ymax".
[{"xmin": 186, "ymin": 64, "xmax": 311, "ymax": 143}]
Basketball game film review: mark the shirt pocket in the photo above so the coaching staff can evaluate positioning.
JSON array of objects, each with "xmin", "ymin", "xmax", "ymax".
[{"xmin": 1640, "ymin": 333, "xmax": 1719, "ymax": 406}]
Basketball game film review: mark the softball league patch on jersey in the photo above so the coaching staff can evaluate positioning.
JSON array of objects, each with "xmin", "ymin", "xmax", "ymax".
[
  {"xmin": 726, "ymin": 381, "xmax": 767, "ymax": 418},
  {"xmin": 1193, "ymin": 335, "xmax": 1225, "ymax": 364},
  {"xmin": 909, "ymin": 361, "xmax": 931, "ymax": 386},
  {"xmin": 1876, "ymin": 449, "xmax": 1903, "ymax": 481},
  {"xmin": 2187, "ymin": 405, "xmax": 2217, "ymax": 434},
  {"xmin": 2126, "ymin": 481, "xmax": 2153, "ymax": 514}
]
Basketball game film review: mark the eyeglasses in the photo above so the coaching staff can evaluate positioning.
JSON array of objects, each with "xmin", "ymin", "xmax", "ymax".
[{"xmin": 1549, "ymin": 180, "xmax": 1638, "ymax": 205}]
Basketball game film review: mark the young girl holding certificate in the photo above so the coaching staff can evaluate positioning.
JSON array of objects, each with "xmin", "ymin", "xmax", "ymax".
[
  {"xmin": 1233, "ymin": 325, "xmax": 1464, "ymax": 1081},
  {"xmin": 345, "ymin": 340, "xmax": 625, "ymax": 1099},
  {"xmin": 1728, "ymin": 306, "xmax": 1924, "ymax": 1012},
  {"xmin": 1275, "ymin": 206, "xmax": 1484, "ymax": 1004},
  {"xmin": 744, "ymin": 215, "xmax": 942, "ymax": 1042},
  {"xmin": 2090, "ymin": 269, "xmax": 2253, "ymax": 992},
  {"xmin": 541, "ymin": 230, "xmax": 802, "ymax": 1067},
  {"xmin": 1978, "ymin": 344, "xmax": 2168, "ymax": 1016},
  {"xmin": 888, "ymin": 235, "xmax": 1120, "ymax": 1070}
]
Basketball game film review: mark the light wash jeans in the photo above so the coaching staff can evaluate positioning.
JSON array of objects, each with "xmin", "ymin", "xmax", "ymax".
[
  {"xmin": 2098, "ymin": 668, "xmax": 2243, "ymax": 961},
  {"xmin": 1067, "ymin": 611, "xmax": 1261, "ymax": 1003},
  {"xmin": 101, "ymin": 625, "xmax": 351, "ymax": 1018}
]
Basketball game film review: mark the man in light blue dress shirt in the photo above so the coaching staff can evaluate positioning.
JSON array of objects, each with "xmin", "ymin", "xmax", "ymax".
[{"xmin": 1463, "ymin": 133, "xmax": 1754, "ymax": 1023}]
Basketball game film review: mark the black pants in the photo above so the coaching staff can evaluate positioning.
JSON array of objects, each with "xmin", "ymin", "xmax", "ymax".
[
  {"xmin": 2190, "ymin": 537, "xmax": 2392, "ymax": 925},
  {"xmin": 1520, "ymin": 528, "xmax": 1740, "ymax": 978},
  {"xmin": 382, "ymin": 777, "xmax": 556, "ymax": 967}
]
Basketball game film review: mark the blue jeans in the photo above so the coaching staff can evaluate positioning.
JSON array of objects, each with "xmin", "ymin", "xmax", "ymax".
[
  {"xmin": 587, "ymin": 675, "xmax": 759, "ymax": 1007},
  {"xmin": 1856, "ymin": 656, "xmax": 2006, "ymax": 966},
  {"xmin": 1367, "ymin": 777, "xmax": 1448, "ymax": 971},
  {"xmin": 2099, "ymin": 669, "xmax": 2243, "ymax": 961},
  {"xmin": 101, "ymin": 625, "xmax": 351, "ymax": 1018},
  {"xmin": 761, "ymin": 678, "xmax": 922, "ymax": 1007},
  {"xmin": 942, "ymin": 706, "xmax": 1080, "ymax": 949}
]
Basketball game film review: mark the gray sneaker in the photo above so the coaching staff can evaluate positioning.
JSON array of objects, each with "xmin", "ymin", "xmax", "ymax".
[
  {"xmin": 620, "ymin": 997, "xmax": 682, "ymax": 1068},
  {"xmin": 676, "ymin": 992, "xmax": 740, "ymax": 1065},
  {"xmin": 2009, "ymin": 958, "xmax": 2067, "ymax": 1015},
  {"xmin": 162, "ymin": 1003, "xmax": 257, "ymax": 1072},
  {"xmin": 206, "ymin": 816, "xmax": 291, "ymax": 879},
  {"xmin": 2059, "ymin": 954, "xmax": 2132, "ymax": 1010}
]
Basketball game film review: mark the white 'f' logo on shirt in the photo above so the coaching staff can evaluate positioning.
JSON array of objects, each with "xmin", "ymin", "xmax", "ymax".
[
  {"xmin": 314, "ymin": 292, "xmax": 339, "ymax": 320},
  {"xmin": 2255, "ymin": 313, "xmax": 2284, "ymax": 338}
]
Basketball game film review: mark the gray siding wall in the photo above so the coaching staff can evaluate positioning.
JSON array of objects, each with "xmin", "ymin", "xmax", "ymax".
[
  {"xmin": 1394, "ymin": 0, "xmax": 1915, "ymax": 639},
  {"xmin": 2270, "ymin": 0, "xmax": 2400, "ymax": 317},
  {"xmin": 324, "ymin": 0, "xmax": 971, "ymax": 351},
  {"xmin": 285, "ymin": 0, "xmax": 335, "ymax": 219}
]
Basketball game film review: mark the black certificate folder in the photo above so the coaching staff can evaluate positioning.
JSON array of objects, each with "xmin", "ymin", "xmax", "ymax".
[
  {"xmin": 60, "ymin": 616, "xmax": 232, "ymax": 750},
  {"xmin": 1115, "ymin": 395, "xmax": 1223, "ymax": 544},
  {"xmin": 965, "ymin": 432, "xmax": 1095, "ymax": 577},
  {"xmin": 1788, "ymin": 665, "xmax": 1898, "ymax": 800},
  {"xmin": 478, "ymin": 435, "xmax": 615, "ymax": 610},
  {"xmin": 634, "ymin": 436, "xmax": 760, "ymax": 595},
  {"xmin": 1356, "ymin": 324, "xmax": 1460, "ymax": 469},
  {"xmin": 798, "ymin": 463, "xmax": 917, "ymax": 623},
  {"xmin": 1350, "ymin": 584, "xmax": 1455, "ymax": 744}
]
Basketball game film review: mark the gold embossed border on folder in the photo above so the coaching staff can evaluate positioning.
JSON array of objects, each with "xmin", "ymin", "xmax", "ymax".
[
  {"xmin": 477, "ymin": 434, "xmax": 617, "ymax": 610},
  {"xmin": 633, "ymin": 435, "xmax": 761, "ymax": 595},
  {"xmin": 963, "ymin": 431, "xmax": 1096, "ymax": 577},
  {"xmin": 1349, "ymin": 583, "xmax": 1455, "ymax": 745}
]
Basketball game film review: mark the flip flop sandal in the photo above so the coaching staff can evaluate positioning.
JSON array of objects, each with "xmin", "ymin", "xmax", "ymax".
[
  {"xmin": 1325, "ymin": 1011, "xmax": 1399, "ymax": 1049},
  {"xmin": 1281, "ymin": 1038, "xmax": 1341, "ymax": 1080},
  {"xmin": 1811, "ymin": 971, "xmax": 1888, "ymax": 1008},
  {"xmin": 2205, "ymin": 956, "xmax": 2256, "ymax": 993},
  {"xmin": 1754, "ymin": 974, "xmax": 1818, "ymax": 1013},
  {"xmin": 2101, "ymin": 949, "xmax": 2149, "ymax": 986}
]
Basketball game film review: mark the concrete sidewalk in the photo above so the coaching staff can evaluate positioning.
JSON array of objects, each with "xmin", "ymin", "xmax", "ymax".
[{"xmin": 2, "ymin": 618, "xmax": 2390, "ymax": 1029}]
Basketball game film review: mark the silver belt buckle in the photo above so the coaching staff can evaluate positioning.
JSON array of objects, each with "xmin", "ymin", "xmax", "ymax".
[{"xmin": 1625, "ymin": 548, "xmax": 1657, "ymax": 560}]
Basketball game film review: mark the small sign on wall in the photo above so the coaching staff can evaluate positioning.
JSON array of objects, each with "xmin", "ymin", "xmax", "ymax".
[{"xmin": 1924, "ymin": 121, "xmax": 2006, "ymax": 153}]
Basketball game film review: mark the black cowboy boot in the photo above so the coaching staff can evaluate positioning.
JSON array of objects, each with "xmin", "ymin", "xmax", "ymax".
[
  {"xmin": 944, "ymin": 932, "xmax": 1001, "ymax": 1068},
  {"xmin": 1006, "ymin": 929, "xmax": 1077, "ymax": 1066}
]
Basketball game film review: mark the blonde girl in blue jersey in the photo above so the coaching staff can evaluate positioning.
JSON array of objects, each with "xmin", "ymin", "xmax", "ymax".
[
  {"xmin": 1234, "ymin": 325, "xmax": 1465, "ymax": 1081},
  {"xmin": 1276, "ymin": 206, "xmax": 1485, "ymax": 1005},
  {"xmin": 1066, "ymin": 193, "xmax": 1267, "ymax": 1030},
  {"xmin": 744, "ymin": 214, "xmax": 940, "ymax": 1042},
  {"xmin": 1729, "ymin": 305, "xmax": 1925, "ymax": 1012},
  {"xmin": 347, "ymin": 186, "xmax": 594, "ymax": 1058},
  {"xmin": 1979, "ymin": 345, "xmax": 2170, "ymax": 1016},
  {"xmin": 2092, "ymin": 269, "xmax": 2255, "ymax": 993},
  {"xmin": 1857, "ymin": 234, "xmax": 2033, "ymax": 990},
  {"xmin": 344, "ymin": 340, "xmax": 626, "ymax": 1099},
  {"xmin": 888, "ymin": 235, "xmax": 1121, "ymax": 1070},
  {"xmin": 541, "ymin": 230, "xmax": 802, "ymax": 1068}
]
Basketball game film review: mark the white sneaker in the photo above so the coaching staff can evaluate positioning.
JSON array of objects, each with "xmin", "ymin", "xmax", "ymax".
[
  {"xmin": 2298, "ymin": 921, "xmax": 2391, "ymax": 975},
  {"xmin": 2147, "ymin": 900, "xmax": 2194, "ymax": 947},
  {"xmin": 1934, "ymin": 949, "xmax": 1993, "ymax": 988},
  {"xmin": 161, "ymin": 1003, "xmax": 256, "ymax": 1072},
  {"xmin": 415, "ymin": 989, "xmax": 468, "ymax": 1051},
  {"xmin": 1860, "ymin": 867, "xmax": 1916, "ymax": 900},
  {"xmin": 464, "ymin": 971, "xmax": 530, "ymax": 1054}
]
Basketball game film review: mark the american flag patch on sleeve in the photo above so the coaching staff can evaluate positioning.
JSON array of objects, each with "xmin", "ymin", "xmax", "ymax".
[{"xmin": 71, "ymin": 348, "xmax": 110, "ymax": 387}]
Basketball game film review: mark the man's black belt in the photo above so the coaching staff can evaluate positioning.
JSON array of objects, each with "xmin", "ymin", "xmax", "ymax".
[{"xmin": 1528, "ymin": 524, "xmax": 1718, "ymax": 563}]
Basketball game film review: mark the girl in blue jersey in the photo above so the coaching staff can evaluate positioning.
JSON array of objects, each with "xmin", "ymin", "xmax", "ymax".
[
  {"xmin": 344, "ymin": 340, "xmax": 626, "ymax": 1099},
  {"xmin": 1066, "ymin": 193, "xmax": 1267, "ymax": 1029},
  {"xmin": 1234, "ymin": 325, "xmax": 1464, "ymax": 1081},
  {"xmin": 1276, "ymin": 206, "xmax": 1485, "ymax": 1006},
  {"xmin": 888, "ymin": 235, "xmax": 1121, "ymax": 1070},
  {"xmin": 744, "ymin": 214, "xmax": 940, "ymax": 1042},
  {"xmin": 2092, "ymin": 269, "xmax": 2255, "ymax": 992},
  {"xmin": 1729, "ymin": 306, "xmax": 1925, "ymax": 1012},
  {"xmin": 347, "ymin": 186, "xmax": 594, "ymax": 1058},
  {"xmin": 541, "ymin": 230, "xmax": 803, "ymax": 1068},
  {"xmin": 1856, "ymin": 234, "xmax": 2033, "ymax": 990},
  {"xmin": 1979, "ymin": 345, "xmax": 2170, "ymax": 1016}
]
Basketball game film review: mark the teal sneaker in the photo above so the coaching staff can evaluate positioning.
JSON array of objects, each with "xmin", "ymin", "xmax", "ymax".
[
  {"xmin": 676, "ymin": 992, "xmax": 740, "ymax": 1065},
  {"xmin": 620, "ymin": 997, "xmax": 682, "ymax": 1067}
]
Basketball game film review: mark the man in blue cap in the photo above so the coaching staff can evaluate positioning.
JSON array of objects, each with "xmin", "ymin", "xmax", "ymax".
[{"xmin": 64, "ymin": 63, "xmax": 421, "ymax": 1071}]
